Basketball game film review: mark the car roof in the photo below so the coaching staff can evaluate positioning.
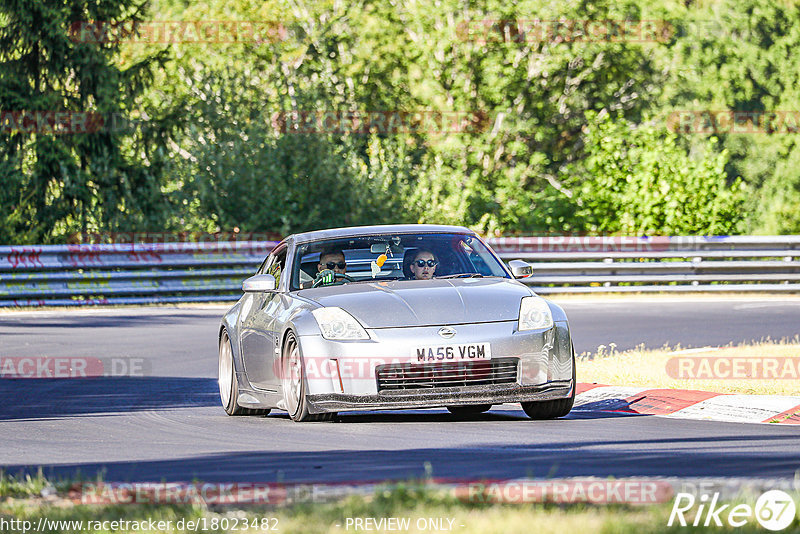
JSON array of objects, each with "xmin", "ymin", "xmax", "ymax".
[{"xmin": 288, "ymin": 224, "xmax": 475, "ymax": 245}]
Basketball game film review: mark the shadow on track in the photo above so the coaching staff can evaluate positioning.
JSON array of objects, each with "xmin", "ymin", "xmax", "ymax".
[
  {"xmin": 0, "ymin": 377, "xmax": 219, "ymax": 421},
  {"xmin": 5, "ymin": 431, "xmax": 800, "ymax": 483},
  {"xmin": 324, "ymin": 408, "xmax": 644, "ymax": 424},
  {"xmin": 0, "ymin": 312, "xmax": 221, "ymax": 330}
]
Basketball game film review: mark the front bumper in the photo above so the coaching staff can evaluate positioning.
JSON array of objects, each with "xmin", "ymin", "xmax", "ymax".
[
  {"xmin": 297, "ymin": 320, "xmax": 573, "ymax": 412},
  {"xmin": 307, "ymin": 379, "xmax": 573, "ymax": 412}
]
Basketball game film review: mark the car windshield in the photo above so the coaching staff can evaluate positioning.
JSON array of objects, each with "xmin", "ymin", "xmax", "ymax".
[{"xmin": 290, "ymin": 232, "xmax": 510, "ymax": 290}]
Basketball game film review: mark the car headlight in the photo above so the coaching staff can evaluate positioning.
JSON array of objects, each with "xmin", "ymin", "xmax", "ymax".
[
  {"xmin": 311, "ymin": 307, "xmax": 370, "ymax": 340},
  {"xmin": 518, "ymin": 296, "xmax": 553, "ymax": 331}
]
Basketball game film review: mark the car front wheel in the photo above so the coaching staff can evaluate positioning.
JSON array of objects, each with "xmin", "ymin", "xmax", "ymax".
[
  {"xmin": 282, "ymin": 333, "xmax": 336, "ymax": 422},
  {"xmin": 520, "ymin": 344, "xmax": 576, "ymax": 420}
]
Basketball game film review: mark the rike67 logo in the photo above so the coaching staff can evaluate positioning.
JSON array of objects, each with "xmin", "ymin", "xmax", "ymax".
[{"xmin": 669, "ymin": 490, "xmax": 797, "ymax": 531}]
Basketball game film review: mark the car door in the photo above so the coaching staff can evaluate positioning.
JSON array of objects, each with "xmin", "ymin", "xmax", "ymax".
[{"xmin": 240, "ymin": 245, "xmax": 287, "ymax": 391}]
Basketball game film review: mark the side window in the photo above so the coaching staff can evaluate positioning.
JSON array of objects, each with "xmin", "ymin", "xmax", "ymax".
[
  {"xmin": 257, "ymin": 256, "xmax": 270, "ymax": 275},
  {"xmin": 267, "ymin": 247, "xmax": 287, "ymax": 288}
]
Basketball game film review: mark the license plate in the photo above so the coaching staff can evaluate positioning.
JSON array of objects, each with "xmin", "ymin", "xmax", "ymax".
[{"xmin": 413, "ymin": 343, "xmax": 492, "ymax": 363}]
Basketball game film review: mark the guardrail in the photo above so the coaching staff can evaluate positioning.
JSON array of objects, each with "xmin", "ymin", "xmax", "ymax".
[
  {"xmin": 491, "ymin": 235, "xmax": 800, "ymax": 294},
  {"xmin": 0, "ymin": 242, "xmax": 275, "ymax": 306},
  {"xmin": 1, "ymin": 236, "xmax": 798, "ymax": 306}
]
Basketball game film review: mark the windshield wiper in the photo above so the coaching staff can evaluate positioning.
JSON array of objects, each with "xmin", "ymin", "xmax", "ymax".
[{"xmin": 437, "ymin": 273, "xmax": 485, "ymax": 279}]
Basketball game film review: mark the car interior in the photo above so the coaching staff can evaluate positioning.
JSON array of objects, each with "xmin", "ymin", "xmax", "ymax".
[
  {"xmin": 292, "ymin": 234, "xmax": 506, "ymax": 289},
  {"xmin": 298, "ymin": 248, "xmax": 407, "ymax": 287}
]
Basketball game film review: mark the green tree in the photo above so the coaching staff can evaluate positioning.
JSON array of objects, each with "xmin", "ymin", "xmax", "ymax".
[
  {"xmin": 382, "ymin": 0, "xmax": 667, "ymax": 233},
  {"xmin": 569, "ymin": 112, "xmax": 745, "ymax": 235},
  {"xmin": 155, "ymin": 0, "xmax": 427, "ymax": 235},
  {"xmin": 152, "ymin": 0, "xmax": 670, "ymax": 236},
  {"xmin": 659, "ymin": 0, "xmax": 800, "ymax": 233},
  {"xmin": 5, "ymin": 0, "xmax": 790, "ymax": 242},
  {"xmin": 0, "ymin": 0, "xmax": 172, "ymax": 243}
]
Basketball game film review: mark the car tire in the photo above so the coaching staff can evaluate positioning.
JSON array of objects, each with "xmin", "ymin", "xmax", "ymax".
[
  {"xmin": 219, "ymin": 329, "xmax": 270, "ymax": 416},
  {"xmin": 282, "ymin": 332, "xmax": 337, "ymax": 422},
  {"xmin": 447, "ymin": 404, "xmax": 492, "ymax": 415},
  {"xmin": 520, "ymin": 344, "xmax": 576, "ymax": 420}
]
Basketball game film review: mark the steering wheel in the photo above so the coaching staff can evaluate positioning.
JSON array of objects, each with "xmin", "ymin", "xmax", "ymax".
[{"xmin": 312, "ymin": 272, "xmax": 355, "ymax": 288}]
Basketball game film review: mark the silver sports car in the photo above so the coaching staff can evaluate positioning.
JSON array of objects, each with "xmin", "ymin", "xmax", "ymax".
[{"xmin": 218, "ymin": 224, "xmax": 575, "ymax": 421}]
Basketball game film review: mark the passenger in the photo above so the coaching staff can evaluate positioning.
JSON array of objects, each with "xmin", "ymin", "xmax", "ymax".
[{"xmin": 409, "ymin": 249, "xmax": 438, "ymax": 280}]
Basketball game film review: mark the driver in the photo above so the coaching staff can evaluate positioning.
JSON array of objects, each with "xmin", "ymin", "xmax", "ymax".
[
  {"xmin": 314, "ymin": 248, "xmax": 347, "ymax": 286},
  {"xmin": 409, "ymin": 249, "xmax": 438, "ymax": 280}
]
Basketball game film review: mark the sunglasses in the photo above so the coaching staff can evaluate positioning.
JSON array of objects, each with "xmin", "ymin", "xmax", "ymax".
[
  {"xmin": 414, "ymin": 259, "xmax": 438, "ymax": 268},
  {"xmin": 323, "ymin": 261, "xmax": 346, "ymax": 270}
]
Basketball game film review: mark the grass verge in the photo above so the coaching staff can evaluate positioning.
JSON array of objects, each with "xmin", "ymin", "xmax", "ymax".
[
  {"xmin": 578, "ymin": 339, "xmax": 800, "ymax": 396},
  {"xmin": 2, "ymin": 473, "xmax": 797, "ymax": 534}
]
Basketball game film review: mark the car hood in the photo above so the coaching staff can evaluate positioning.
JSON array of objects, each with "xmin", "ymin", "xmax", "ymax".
[{"xmin": 297, "ymin": 278, "xmax": 533, "ymax": 328}]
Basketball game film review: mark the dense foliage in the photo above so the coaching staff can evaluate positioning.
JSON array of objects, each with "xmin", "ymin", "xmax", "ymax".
[
  {"xmin": 0, "ymin": 0, "xmax": 175, "ymax": 243},
  {"xmin": 1, "ymin": 0, "xmax": 797, "ymax": 242}
]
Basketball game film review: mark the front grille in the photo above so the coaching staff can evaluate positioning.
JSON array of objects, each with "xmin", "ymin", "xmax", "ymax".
[{"xmin": 376, "ymin": 358, "xmax": 519, "ymax": 392}]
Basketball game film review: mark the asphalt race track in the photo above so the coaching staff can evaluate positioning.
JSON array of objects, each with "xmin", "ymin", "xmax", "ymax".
[
  {"xmin": 564, "ymin": 297, "xmax": 800, "ymax": 354},
  {"xmin": 1, "ymin": 298, "xmax": 799, "ymax": 484}
]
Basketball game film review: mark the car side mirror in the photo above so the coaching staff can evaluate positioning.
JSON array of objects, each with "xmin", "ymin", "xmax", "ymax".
[
  {"xmin": 242, "ymin": 274, "xmax": 277, "ymax": 292},
  {"xmin": 508, "ymin": 260, "xmax": 533, "ymax": 279}
]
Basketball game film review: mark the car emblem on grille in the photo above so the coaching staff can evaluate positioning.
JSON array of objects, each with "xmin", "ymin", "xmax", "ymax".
[{"xmin": 438, "ymin": 326, "xmax": 456, "ymax": 339}]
